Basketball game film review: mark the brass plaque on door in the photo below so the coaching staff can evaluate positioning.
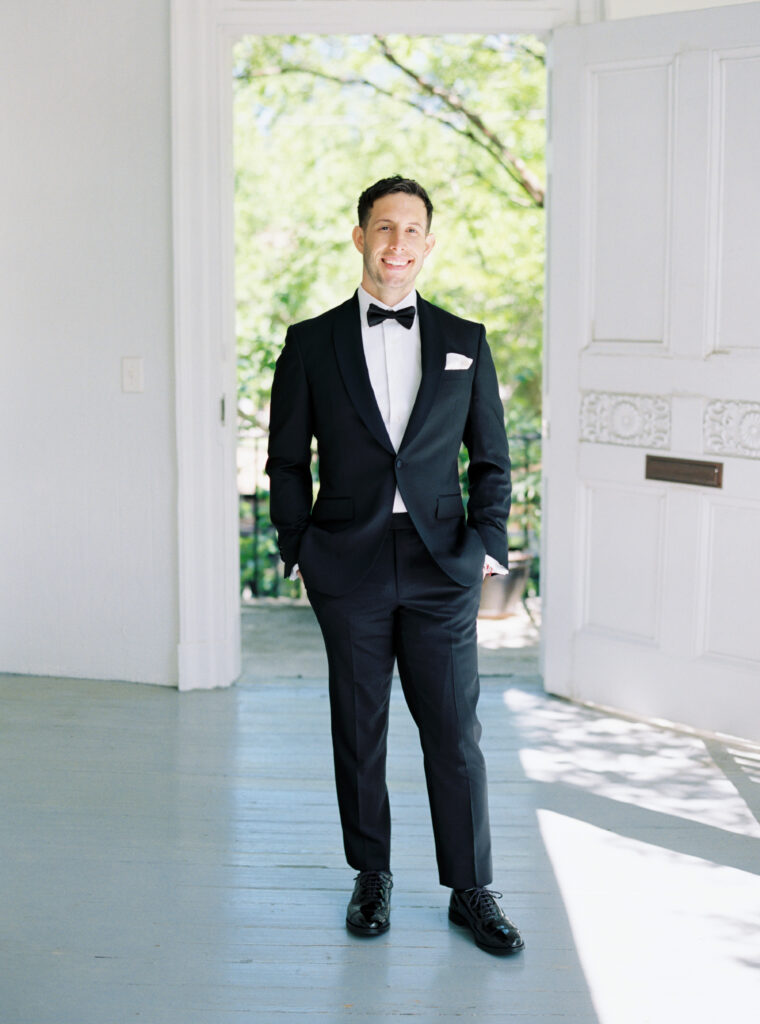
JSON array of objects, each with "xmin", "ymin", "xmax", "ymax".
[{"xmin": 645, "ymin": 455, "xmax": 723, "ymax": 488}]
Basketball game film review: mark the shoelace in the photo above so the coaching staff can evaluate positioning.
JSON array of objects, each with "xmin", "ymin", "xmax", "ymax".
[
  {"xmin": 462, "ymin": 887, "xmax": 504, "ymax": 922},
  {"xmin": 356, "ymin": 871, "xmax": 392, "ymax": 900}
]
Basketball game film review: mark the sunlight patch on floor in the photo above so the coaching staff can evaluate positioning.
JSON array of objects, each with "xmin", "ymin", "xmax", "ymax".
[
  {"xmin": 504, "ymin": 686, "xmax": 760, "ymax": 836},
  {"xmin": 537, "ymin": 810, "xmax": 760, "ymax": 1024}
]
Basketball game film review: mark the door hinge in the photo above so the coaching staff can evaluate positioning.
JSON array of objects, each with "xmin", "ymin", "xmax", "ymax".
[{"xmin": 220, "ymin": 394, "xmax": 226, "ymax": 425}]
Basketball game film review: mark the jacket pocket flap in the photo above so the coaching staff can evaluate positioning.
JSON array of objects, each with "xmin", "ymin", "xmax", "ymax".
[
  {"xmin": 436, "ymin": 493, "xmax": 465, "ymax": 519},
  {"xmin": 311, "ymin": 496, "xmax": 354, "ymax": 522}
]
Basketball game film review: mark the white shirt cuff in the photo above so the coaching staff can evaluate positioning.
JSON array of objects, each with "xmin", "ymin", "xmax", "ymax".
[
  {"xmin": 484, "ymin": 554, "xmax": 509, "ymax": 576},
  {"xmin": 289, "ymin": 563, "xmax": 300, "ymax": 581}
]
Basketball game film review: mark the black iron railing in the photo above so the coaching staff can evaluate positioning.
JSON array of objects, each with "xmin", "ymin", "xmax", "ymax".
[{"xmin": 239, "ymin": 431, "xmax": 541, "ymax": 599}]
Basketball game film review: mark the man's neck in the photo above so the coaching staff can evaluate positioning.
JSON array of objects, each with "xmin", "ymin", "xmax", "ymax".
[{"xmin": 359, "ymin": 283, "xmax": 416, "ymax": 310}]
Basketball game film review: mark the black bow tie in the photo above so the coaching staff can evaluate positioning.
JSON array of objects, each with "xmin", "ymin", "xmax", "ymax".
[{"xmin": 367, "ymin": 303, "xmax": 416, "ymax": 330}]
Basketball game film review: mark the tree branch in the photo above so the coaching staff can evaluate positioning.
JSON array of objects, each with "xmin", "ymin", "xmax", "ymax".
[
  {"xmin": 497, "ymin": 38, "xmax": 546, "ymax": 65},
  {"xmin": 239, "ymin": 63, "xmax": 413, "ymax": 113},
  {"xmin": 237, "ymin": 52, "xmax": 544, "ymax": 208},
  {"xmin": 464, "ymin": 167, "xmax": 535, "ymax": 209},
  {"xmin": 374, "ymin": 36, "xmax": 544, "ymax": 207}
]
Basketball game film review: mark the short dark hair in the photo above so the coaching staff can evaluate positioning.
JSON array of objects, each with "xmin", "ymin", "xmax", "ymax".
[{"xmin": 357, "ymin": 175, "xmax": 434, "ymax": 231}]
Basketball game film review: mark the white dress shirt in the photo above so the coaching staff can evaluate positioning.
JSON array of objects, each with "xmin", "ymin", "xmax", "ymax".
[
  {"xmin": 357, "ymin": 284, "xmax": 420, "ymax": 513},
  {"xmin": 288, "ymin": 286, "xmax": 508, "ymax": 579}
]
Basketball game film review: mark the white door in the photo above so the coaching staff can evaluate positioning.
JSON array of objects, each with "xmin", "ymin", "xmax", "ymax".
[{"xmin": 543, "ymin": 3, "xmax": 760, "ymax": 740}]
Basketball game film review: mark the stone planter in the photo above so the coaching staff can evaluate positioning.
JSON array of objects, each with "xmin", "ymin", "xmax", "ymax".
[{"xmin": 478, "ymin": 550, "xmax": 535, "ymax": 619}]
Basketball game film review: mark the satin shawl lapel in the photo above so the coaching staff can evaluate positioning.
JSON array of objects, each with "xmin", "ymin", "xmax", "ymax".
[
  {"xmin": 398, "ymin": 296, "xmax": 447, "ymax": 451},
  {"xmin": 332, "ymin": 293, "xmax": 395, "ymax": 455}
]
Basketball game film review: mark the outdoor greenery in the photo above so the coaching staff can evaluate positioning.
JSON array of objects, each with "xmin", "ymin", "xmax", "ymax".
[
  {"xmin": 232, "ymin": 33, "xmax": 546, "ymax": 595},
  {"xmin": 233, "ymin": 32, "xmax": 545, "ymax": 431},
  {"xmin": 239, "ymin": 497, "xmax": 285, "ymax": 598}
]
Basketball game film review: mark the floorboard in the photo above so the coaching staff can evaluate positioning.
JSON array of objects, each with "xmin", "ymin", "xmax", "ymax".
[{"xmin": 1, "ymin": 603, "xmax": 759, "ymax": 1022}]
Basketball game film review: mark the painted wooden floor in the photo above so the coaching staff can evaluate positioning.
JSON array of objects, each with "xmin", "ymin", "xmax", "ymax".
[{"xmin": 2, "ymin": 603, "xmax": 759, "ymax": 1023}]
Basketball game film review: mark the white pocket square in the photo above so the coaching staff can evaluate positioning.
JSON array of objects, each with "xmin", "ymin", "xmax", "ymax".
[{"xmin": 445, "ymin": 352, "xmax": 473, "ymax": 371}]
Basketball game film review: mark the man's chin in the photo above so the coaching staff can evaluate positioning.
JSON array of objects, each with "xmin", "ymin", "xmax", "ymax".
[{"xmin": 379, "ymin": 273, "xmax": 417, "ymax": 294}]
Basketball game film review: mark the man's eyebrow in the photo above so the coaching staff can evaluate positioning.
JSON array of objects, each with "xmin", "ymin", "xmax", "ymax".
[{"xmin": 375, "ymin": 217, "xmax": 424, "ymax": 227}]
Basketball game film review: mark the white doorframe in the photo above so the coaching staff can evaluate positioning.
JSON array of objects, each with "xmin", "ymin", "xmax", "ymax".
[{"xmin": 169, "ymin": 0, "xmax": 583, "ymax": 690}]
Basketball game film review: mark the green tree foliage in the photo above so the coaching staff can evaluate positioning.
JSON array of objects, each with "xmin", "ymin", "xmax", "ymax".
[{"xmin": 233, "ymin": 34, "xmax": 545, "ymax": 434}]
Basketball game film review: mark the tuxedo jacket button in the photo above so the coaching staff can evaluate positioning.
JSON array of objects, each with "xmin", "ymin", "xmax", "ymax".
[{"xmin": 396, "ymin": 458, "xmax": 404, "ymax": 468}]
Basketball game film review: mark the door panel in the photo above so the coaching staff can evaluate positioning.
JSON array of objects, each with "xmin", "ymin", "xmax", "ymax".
[
  {"xmin": 591, "ymin": 61, "xmax": 672, "ymax": 344},
  {"xmin": 701, "ymin": 500, "xmax": 760, "ymax": 664},
  {"xmin": 714, "ymin": 50, "xmax": 760, "ymax": 353},
  {"xmin": 581, "ymin": 483, "xmax": 665, "ymax": 642},
  {"xmin": 544, "ymin": 4, "xmax": 760, "ymax": 740}
]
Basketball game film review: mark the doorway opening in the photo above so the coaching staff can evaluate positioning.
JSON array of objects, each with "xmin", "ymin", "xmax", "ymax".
[{"xmin": 232, "ymin": 32, "xmax": 545, "ymax": 638}]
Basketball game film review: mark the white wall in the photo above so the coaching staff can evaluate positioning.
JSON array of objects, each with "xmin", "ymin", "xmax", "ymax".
[{"xmin": 0, "ymin": 0, "xmax": 178, "ymax": 685}]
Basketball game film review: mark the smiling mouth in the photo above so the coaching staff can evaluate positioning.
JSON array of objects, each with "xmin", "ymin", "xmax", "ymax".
[{"xmin": 382, "ymin": 257, "xmax": 412, "ymax": 268}]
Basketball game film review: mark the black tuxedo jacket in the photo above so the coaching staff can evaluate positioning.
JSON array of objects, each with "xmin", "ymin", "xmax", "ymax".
[{"xmin": 266, "ymin": 292, "xmax": 511, "ymax": 597}]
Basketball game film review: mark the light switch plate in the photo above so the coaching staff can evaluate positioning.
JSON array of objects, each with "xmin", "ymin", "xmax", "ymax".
[{"xmin": 122, "ymin": 357, "xmax": 144, "ymax": 393}]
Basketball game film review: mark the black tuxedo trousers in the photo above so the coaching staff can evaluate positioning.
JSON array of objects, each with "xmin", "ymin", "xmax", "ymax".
[{"xmin": 307, "ymin": 514, "xmax": 492, "ymax": 890}]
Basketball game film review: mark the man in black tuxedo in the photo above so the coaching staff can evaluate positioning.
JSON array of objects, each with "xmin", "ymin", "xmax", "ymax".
[{"xmin": 266, "ymin": 176, "xmax": 524, "ymax": 955}]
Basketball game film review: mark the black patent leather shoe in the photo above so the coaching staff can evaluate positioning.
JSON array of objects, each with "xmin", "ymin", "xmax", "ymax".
[
  {"xmin": 449, "ymin": 887, "xmax": 525, "ymax": 955},
  {"xmin": 346, "ymin": 870, "xmax": 393, "ymax": 936}
]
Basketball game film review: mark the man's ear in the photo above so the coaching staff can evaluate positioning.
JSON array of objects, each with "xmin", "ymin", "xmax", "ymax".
[
  {"xmin": 352, "ymin": 225, "xmax": 365, "ymax": 254},
  {"xmin": 424, "ymin": 232, "xmax": 436, "ymax": 257}
]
